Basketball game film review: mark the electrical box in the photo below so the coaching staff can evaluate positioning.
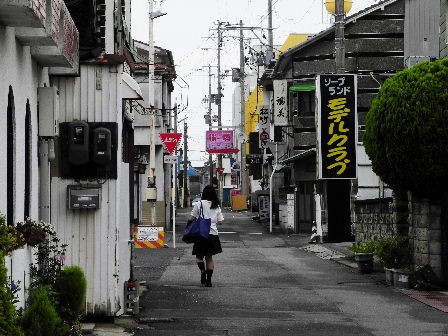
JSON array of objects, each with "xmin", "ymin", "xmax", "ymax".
[
  {"xmin": 92, "ymin": 127, "xmax": 112, "ymax": 165},
  {"xmin": 67, "ymin": 185, "xmax": 101, "ymax": 209},
  {"xmin": 145, "ymin": 188, "xmax": 157, "ymax": 202},
  {"xmin": 68, "ymin": 121, "xmax": 90, "ymax": 165},
  {"xmin": 38, "ymin": 87, "xmax": 59, "ymax": 137}
]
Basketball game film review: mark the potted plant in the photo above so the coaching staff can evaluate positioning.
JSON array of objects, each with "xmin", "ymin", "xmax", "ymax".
[
  {"xmin": 16, "ymin": 218, "xmax": 50, "ymax": 247},
  {"xmin": 0, "ymin": 214, "xmax": 25, "ymax": 254},
  {"xmin": 349, "ymin": 240, "xmax": 376, "ymax": 273},
  {"xmin": 376, "ymin": 235, "xmax": 411, "ymax": 287}
]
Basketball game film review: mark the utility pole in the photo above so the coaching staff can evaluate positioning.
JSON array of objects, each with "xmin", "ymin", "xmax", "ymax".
[
  {"xmin": 267, "ymin": 0, "xmax": 274, "ymax": 64},
  {"xmin": 216, "ymin": 21, "xmax": 223, "ymax": 188},
  {"xmin": 183, "ymin": 122, "xmax": 189, "ymax": 208},
  {"xmin": 335, "ymin": 0, "xmax": 345, "ymax": 73},
  {"xmin": 208, "ymin": 64, "xmax": 214, "ymax": 182},
  {"xmin": 239, "ymin": 19, "xmax": 248, "ymax": 196}
]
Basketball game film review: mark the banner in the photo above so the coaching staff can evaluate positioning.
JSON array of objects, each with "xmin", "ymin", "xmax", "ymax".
[
  {"xmin": 206, "ymin": 130, "xmax": 239, "ymax": 154},
  {"xmin": 317, "ymin": 74, "xmax": 357, "ymax": 179}
]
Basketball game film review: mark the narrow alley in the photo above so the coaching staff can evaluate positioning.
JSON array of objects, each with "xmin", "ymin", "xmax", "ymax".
[{"xmin": 127, "ymin": 208, "xmax": 448, "ymax": 336}]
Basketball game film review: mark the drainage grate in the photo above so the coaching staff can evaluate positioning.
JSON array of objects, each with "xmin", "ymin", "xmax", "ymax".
[{"xmin": 301, "ymin": 244, "xmax": 346, "ymax": 260}]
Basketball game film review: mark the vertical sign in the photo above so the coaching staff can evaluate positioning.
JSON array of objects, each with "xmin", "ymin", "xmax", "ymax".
[
  {"xmin": 258, "ymin": 105, "xmax": 270, "ymax": 149},
  {"xmin": 273, "ymin": 79, "xmax": 288, "ymax": 126},
  {"xmin": 317, "ymin": 74, "xmax": 357, "ymax": 179}
]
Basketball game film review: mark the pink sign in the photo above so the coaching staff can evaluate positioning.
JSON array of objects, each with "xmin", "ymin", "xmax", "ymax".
[{"xmin": 206, "ymin": 130, "xmax": 239, "ymax": 154}]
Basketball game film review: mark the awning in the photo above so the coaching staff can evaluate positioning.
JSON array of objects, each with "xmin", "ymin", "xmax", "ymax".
[
  {"xmin": 122, "ymin": 72, "xmax": 143, "ymax": 100},
  {"xmin": 279, "ymin": 148, "xmax": 316, "ymax": 164},
  {"xmin": 289, "ymin": 83, "xmax": 316, "ymax": 92}
]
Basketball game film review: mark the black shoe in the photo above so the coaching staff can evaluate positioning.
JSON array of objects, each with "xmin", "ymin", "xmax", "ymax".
[
  {"xmin": 201, "ymin": 271, "xmax": 206, "ymax": 285},
  {"xmin": 205, "ymin": 281, "xmax": 212, "ymax": 287}
]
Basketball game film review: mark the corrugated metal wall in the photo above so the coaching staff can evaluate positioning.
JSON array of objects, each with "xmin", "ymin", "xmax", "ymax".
[
  {"xmin": 52, "ymin": 64, "xmax": 130, "ymax": 316},
  {"xmin": 405, "ymin": 0, "xmax": 441, "ymax": 58},
  {"xmin": 441, "ymin": 0, "xmax": 448, "ymax": 58}
]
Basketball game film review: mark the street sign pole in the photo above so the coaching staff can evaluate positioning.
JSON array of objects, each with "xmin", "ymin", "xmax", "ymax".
[
  {"xmin": 159, "ymin": 133, "xmax": 182, "ymax": 248},
  {"xmin": 172, "ymin": 157, "xmax": 176, "ymax": 248}
]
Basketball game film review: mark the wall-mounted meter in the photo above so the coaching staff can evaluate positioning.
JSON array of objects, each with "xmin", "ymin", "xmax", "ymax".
[
  {"xmin": 68, "ymin": 121, "xmax": 89, "ymax": 165},
  {"xmin": 92, "ymin": 127, "xmax": 112, "ymax": 165},
  {"xmin": 67, "ymin": 185, "xmax": 101, "ymax": 209}
]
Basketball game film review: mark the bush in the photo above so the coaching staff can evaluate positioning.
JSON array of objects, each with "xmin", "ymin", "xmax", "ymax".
[
  {"xmin": 349, "ymin": 240, "xmax": 376, "ymax": 254},
  {"xmin": 376, "ymin": 236, "xmax": 410, "ymax": 269},
  {"xmin": 364, "ymin": 59, "xmax": 448, "ymax": 197},
  {"xmin": 55, "ymin": 266, "xmax": 87, "ymax": 324},
  {"xmin": 21, "ymin": 286, "xmax": 62, "ymax": 336},
  {"xmin": 0, "ymin": 214, "xmax": 25, "ymax": 254},
  {"xmin": 0, "ymin": 252, "xmax": 24, "ymax": 336}
]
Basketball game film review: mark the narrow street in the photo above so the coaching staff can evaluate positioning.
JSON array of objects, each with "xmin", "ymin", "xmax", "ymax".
[{"xmin": 130, "ymin": 208, "xmax": 448, "ymax": 336}]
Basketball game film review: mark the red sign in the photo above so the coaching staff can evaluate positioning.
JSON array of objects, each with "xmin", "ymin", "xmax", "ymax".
[
  {"xmin": 216, "ymin": 168, "xmax": 225, "ymax": 175},
  {"xmin": 160, "ymin": 133, "xmax": 182, "ymax": 154}
]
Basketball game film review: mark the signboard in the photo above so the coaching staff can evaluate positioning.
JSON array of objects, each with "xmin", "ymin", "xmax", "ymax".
[
  {"xmin": 258, "ymin": 105, "xmax": 270, "ymax": 149},
  {"xmin": 206, "ymin": 130, "xmax": 239, "ymax": 154},
  {"xmin": 246, "ymin": 154, "xmax": 263, "ymax": 165},
  {"xmin": 160, "ymin": 133, "xmax": 182, "ymax": 154},
  {"xmin": 163, "ymin": 155, "xmax": 177, "ymax": 164},
  {"xmin": 258, "ymin": 195, "xmax": 270, "ymax": 222},
  {"xmin": 317, "ymin": 74, "xmax": 357, "ymax": 179},
  {"xmin": 273, "ymin": 79, "xmax": 288, "ymax": 126},
  {"xmin": 134, "ymin": 226, "xmax": 165, "ymax": 248}
]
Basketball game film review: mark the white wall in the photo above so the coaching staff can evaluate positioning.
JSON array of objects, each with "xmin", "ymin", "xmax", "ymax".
[
  {"xmin": 52, "ymin": 64, "xmax": 131, "ymax": 316},
  {"xmin": 0, "ymin": 26, "xmax": 49, "ymax": 308}
]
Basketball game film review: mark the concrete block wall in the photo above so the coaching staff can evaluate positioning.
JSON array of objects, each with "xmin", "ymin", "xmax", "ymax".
[{"xmin": 408, "ymin": 196, "xmax": 443, "ymax": 279}]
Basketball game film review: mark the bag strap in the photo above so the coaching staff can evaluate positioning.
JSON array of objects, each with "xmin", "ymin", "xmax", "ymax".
[{"xmin": 199, "ymin": 200, "xmax": 205, "ymax": 218}]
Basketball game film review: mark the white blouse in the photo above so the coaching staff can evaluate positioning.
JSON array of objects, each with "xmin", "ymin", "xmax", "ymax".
[{"xmin": 190, "ymin": 200, "xmax": 224, "ymax": 235}]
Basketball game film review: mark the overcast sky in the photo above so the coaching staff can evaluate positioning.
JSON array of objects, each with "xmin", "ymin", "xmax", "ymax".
[{"xmin": 131, "ymin": 0, "xmax": 379, "ymax": 165}]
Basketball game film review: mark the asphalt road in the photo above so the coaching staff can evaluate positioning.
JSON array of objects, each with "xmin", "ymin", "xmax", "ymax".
[{"xmin": 128, "ymin": 208, "xmax": 448, "ymax": 336}]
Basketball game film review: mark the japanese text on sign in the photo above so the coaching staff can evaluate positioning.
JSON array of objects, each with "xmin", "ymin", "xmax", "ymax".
[
  {"xmin": 317, "ymin": 74, "xmax": 357, "ymax": 179},
  {"xmin": 273, "ymin": 80, "xmax": 288, "ymax": 126},
  {"xmin": 206, "ymin": 130, "xmax": 239, "ymax": 154},
  {"xmin": 258, "ymin": 105, "xmax": 271, "ymax": 149}
]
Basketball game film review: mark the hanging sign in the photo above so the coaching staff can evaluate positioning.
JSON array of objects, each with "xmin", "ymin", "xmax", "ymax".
[
  {"xmin": 160, "ymin": 133, "xmax": 182, "ymax": 154},
  {"xmin": 258, "ymin": 105, "xmax": 271, "ymax": 149},
  {"xmin": 216, "ymin": 167, "xmax": 225, "ymax": 175},
  {"xmin": 317, "ymin": 74, "xmax": 357, "ymax": 179},
  {"xmin": 206, "ymin": 130, "xmax": 239, "ymax": 154},
  {"xmin": 273, "ymin": 79, "xmax": 288, "ymax": 126}
]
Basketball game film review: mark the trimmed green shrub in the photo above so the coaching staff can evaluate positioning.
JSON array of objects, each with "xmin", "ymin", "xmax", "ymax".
[
  {"xmin": 21, "ymin": 286, "xmax": 61, "ymax": 336},
  {"xmin": 55, "ymin": 266, "xmax": 87, "ymax": 323},
  {"xmin": 0, "ymin": 252, "xmax": 24, "ymax": 336},
  {"xmin": 364, "ymin": 58, "xmax": 448, "ymax": 197}
]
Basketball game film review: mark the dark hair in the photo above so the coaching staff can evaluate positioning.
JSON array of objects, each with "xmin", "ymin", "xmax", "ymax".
[{"xmin": 201, "ymin": 185, "xmax": 220, "ymax": 209}]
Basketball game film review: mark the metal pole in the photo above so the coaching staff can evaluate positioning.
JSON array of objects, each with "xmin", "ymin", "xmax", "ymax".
[
  {"xmin": 269, "ymin": 142, "xmax": 278, "ymax": 233},
  {"xmin": 183, "ymin": 122, "xmax": 188, "ymax": 208},
  {"xmin": 217, "ymin": 21, "xmax": 223, "ymax": 196},
  {"xmin": 267, "ymin": 0, "xmax": 274, "ymax": 64},
  {"xmin": 172, "ymin": 161, "xmax": 176, "ymax": 248},
  {"xmin": 335, "ymin": 0, "xmax": 345, "ymax": 73},
  {"xmin": 239, "ymin": 20, "xmax": 248, "ymax": 196}
]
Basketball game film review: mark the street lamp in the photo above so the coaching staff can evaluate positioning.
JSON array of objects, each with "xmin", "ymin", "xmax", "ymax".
[{"xmin": 324, "ymin": 0, "xmax": 353, "ymax": 73}]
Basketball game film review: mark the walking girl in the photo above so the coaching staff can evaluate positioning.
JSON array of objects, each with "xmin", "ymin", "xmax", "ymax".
[{"xmin": 190, "ymin": 185, "xmax": 224, "ymax": 287}]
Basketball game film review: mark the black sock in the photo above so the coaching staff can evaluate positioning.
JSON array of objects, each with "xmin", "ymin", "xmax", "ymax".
[
  {"xmin": 197, "ymin": 262, "xmax": 205, "ymax": 272},
  {"xmin": 206, "ymin": 269, "xmax": 213, "ymax": 282}
]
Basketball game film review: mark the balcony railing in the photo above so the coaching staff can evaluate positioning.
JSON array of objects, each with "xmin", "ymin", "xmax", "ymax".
[{"xmin": 0, "ymin": 0, "xmax": 79, "ymax": 75}]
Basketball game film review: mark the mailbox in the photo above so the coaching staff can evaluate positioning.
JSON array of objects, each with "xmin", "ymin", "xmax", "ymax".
[{"xmin": 67, "ymin": 185, "xmax": 101, "ymax": 209}]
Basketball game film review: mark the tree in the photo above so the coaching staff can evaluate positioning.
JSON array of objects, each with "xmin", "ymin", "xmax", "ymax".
[{"xmin": 363, "ymin": 59, "xmax": 448, "ymax": 198}]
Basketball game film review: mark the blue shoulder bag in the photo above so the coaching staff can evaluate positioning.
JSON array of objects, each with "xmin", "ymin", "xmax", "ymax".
[{"xmin": 182, "ymin": 201, "xmax": 211, "ymax": 244}]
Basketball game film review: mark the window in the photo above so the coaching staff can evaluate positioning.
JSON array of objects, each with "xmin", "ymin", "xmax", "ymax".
[{"xmin": 289, "ymin": 90, "xmax": 315, "ymax": 118}]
